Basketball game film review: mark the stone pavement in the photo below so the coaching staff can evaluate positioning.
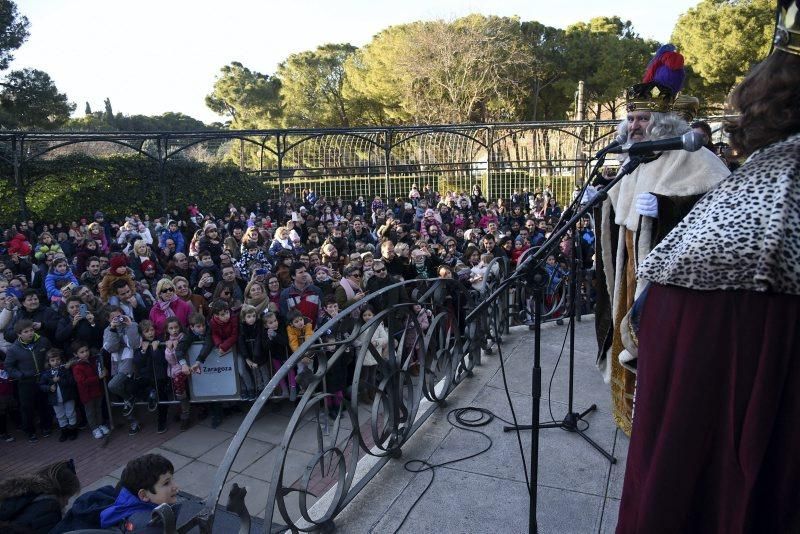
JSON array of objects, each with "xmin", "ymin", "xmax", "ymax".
[
  {"xmin": 334, "ymin": 316, "xmax": 627, "ymax": 534},
  {"xmin": 1, "ymin": 316, "xmax": 627, "ymax": 533}
]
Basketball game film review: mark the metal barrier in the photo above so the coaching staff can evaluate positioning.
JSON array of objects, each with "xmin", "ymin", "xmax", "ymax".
[
  {"xmin": 509, "ymin": 246, "xmax": 593, "ymax": 327},
  {"xmin": 119, "ymin": 269, "xmax": 507, "ymax": 533}
]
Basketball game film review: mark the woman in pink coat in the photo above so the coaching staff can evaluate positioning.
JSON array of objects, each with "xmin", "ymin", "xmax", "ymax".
[{"xmin": 149, "ymin": 278, "xmax": 192, "ymax": 338}]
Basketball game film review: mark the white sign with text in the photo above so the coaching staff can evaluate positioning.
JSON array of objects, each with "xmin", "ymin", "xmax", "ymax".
[{"xmin": 186, "ymin": 343, "xmax": 240, "ymax": 401}]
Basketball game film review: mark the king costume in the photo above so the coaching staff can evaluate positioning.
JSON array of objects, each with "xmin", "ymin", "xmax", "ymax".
[{"xmin": 593, "ymin": 45, "xmax": 730, "ymax": 435}]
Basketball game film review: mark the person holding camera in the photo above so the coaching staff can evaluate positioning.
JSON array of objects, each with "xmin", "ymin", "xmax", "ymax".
[
  {"xmin": 55, "ymin": 296, "xmax": 101, "ymax": 350},
  {"xmin": 103, "ymin": 306, "xmax": 142, "ymax": 435}
]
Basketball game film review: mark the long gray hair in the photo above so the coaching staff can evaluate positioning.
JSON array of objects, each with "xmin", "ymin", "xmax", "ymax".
[{"xmin": 616, "ymin": 111, "xmax": 690, "ymax": 144}]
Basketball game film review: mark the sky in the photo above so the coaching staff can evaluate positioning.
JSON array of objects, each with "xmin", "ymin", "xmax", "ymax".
[{"xmin": 13, "ymin": 0, "xmax": 700, "ymax": 124}]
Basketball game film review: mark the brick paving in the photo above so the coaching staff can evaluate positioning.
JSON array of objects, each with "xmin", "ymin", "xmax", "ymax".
[{"xmin": 0, "ymin": 406, "xmax": 182, "ymax": 485}]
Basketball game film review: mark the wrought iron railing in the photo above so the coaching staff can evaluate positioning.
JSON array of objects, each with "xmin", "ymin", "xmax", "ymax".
[
  {"xmin": 0, "ymin": 121, "xmax": 620, "ymax": 219},
  {"xmin": 136, "ymin": 260, "xmax": 509, "ymax": 533}
]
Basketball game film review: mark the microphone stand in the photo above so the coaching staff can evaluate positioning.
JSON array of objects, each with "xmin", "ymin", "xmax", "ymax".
[{"xmin": 466, "ymin": 155, "xmax": 644, "ymax": 534}]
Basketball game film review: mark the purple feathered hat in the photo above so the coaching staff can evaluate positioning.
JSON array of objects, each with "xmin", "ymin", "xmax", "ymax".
[{"xmin": 626, "ymin": 44, "xmax": 686, "ymax": 113}]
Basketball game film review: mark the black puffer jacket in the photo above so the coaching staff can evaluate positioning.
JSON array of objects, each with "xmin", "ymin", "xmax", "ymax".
[{"xmin": 0, "ymin": 475, "xmax": 65, "ymax": 533}]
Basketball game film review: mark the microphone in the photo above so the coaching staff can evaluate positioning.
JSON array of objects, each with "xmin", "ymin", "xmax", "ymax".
[
  {"xmin": 609, "ymin": 131, "xmax": 705, "ymax": 156},
  {"xmin": 594, "ymin": 133, "xmax": 627, "ymax": 158}
]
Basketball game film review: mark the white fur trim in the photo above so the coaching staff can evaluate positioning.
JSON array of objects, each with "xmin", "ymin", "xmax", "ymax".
[{"xmin": 607, "ymin": 148, "xmax": 729, "ymax": 231}]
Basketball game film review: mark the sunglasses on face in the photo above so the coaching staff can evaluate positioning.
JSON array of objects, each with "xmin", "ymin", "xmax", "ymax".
[
  {"xmin": 373, "ymin": 268, "xmax": 386, "ymax": 274},
  {"xmin": 160, "ymin": 287, "xmax": 175, "ymax": 294}
]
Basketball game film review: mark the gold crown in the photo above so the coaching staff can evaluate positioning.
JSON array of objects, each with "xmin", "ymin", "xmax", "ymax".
[
  {"xmin": 625, "ymin": 82, "xmax": 677, "ymax": 113},
  {"xmin": 672, "ymin": 94, "xmax": 700, "ymax": 121},
  {"xmin": 774, "ymin": 1, "xmax": 800, "ymax": 56}
]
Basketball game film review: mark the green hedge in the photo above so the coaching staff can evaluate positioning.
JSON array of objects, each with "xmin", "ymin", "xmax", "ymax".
[{"xmin": 0, "ymin": 154, "xmax": 274, "ymax": 225}]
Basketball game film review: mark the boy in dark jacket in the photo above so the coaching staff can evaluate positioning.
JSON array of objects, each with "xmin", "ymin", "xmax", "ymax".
[
  {"xmin": 39, "ymin": 348, "xmax": 79, "ymax": 442},
  {"xmin": 317, "ymin": 296, "xmax": 351, "ymax": 418},
  {"xmin": 134, "ymin": 320, "xmax": 171, "ymax": 434},
  {"xmin": 237, "ymin": 304, "xmax": 260, "ymax": 400},
  {"xmin": 100, "ymin": 454, "xmax": 180, "ymax": 532},
  {"xmin": 180, "ymin": 313, "xmax": 220, "ymax": 427},
  {"xmin": 260, "ymin": 311, "xmax": 290, "ymax": 398},
  {"xmin": 5, "ymin": 319, "xmax": 53, "ymax": 441}
]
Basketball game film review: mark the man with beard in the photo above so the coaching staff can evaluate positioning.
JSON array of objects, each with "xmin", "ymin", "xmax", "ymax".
[
  {"xmin": 594, "ymin": 45, "xmax": 730, "ymax": 436},
  {"xmin": 80, "ymin": 257, "xmax": 103, "ymax": 293}
]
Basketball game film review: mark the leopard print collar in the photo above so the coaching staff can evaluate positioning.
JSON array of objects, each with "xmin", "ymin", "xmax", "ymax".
[{"xmin": 639, "ymin": 133, "xmax": 800, "ymax": 295}]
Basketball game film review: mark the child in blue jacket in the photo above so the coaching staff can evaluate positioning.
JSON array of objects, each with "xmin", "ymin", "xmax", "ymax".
[
  {"xmin": 45, "ymin": 257, "xmax": 80, "ymax": 304},
  {"xmin": 100, "ymin": 454, "xmax": 181, "ymax": 532}
]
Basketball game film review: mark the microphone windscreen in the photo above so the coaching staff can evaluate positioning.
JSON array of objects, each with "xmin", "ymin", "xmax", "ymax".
[{"xmin": 682, "ymin": 131, "xmax": 705, "ymax": 152}]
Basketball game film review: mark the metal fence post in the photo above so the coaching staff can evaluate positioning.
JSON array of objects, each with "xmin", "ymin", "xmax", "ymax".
[
  {"xmin": 277, "ymin": 133, "xmax": 285, "ymax": 195},
  {"xmin": 384, "ymin": 129, "xmax": 392, "ymax": 201},
  {"xmin": 486, "ymin": 126, "xmax": 495, "ymax": 200},
  {"xmin": 12, "ymin": 135, "xmax": 28, "ymax": 219},
  {"xmin": 157, "ymin": 136, "xmax": 168, "ymax": 214}
]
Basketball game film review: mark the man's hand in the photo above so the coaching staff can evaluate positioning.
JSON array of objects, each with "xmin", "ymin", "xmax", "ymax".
[
  {"xmin": 636, "ymin": 193, "xmax": 658, "ymax": 218},
  {"xmin": 32, "ymin": 321, "xmax": 42, "ymax": 330},
  {"xmin": 191, "ymin": 362, "xmax": 202, "ymax": 374},
  {"xmin": 127, "ymin": 296, "xmax": 138, "ymax": 308},
  {"xmin": 246, "ymin": 359, "xmax": 258, "ymax": 370}
]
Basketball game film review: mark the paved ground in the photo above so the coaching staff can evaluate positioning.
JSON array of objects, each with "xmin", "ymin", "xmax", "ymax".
[
  {"xmin": 1, "ymin": 316, "xmax": 627, "ymax": 533},
  {"xmin": 335, "ymin": 316, "xmax": 627, "ymax": 534}
]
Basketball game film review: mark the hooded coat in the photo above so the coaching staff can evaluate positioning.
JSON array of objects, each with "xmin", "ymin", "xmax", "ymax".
[
  {"xmin": 49, "ymin": 485, "xmax": 116, "ymax": 534},
  {"xmin": 0, "ymin": 474, "xmax": 66, "ymax": 533}
]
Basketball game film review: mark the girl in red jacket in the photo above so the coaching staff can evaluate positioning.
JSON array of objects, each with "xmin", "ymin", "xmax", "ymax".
[
  {"xmin": 209, "ymin": 299, "xmax": 254, "ymax": 400},
  {"xmin": 210, "ymin": 300, "xmax": 238, "ymax": 355},
  {"xmin": 70, "ymin": 340, "xmax": 109, "ymax": 440}
]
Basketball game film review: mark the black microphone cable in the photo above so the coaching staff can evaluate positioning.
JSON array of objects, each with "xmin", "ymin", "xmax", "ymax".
[{"xmin": 391, "ymin": 297, "xmax": 585, "ymax": 532}]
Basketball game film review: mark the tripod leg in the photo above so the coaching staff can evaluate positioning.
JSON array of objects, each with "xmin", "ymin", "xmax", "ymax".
[
  {"xmin": 575, "ymin": 427, "xmax": 617, "ymax": 464},
  {"xmin": 578, "ymin": 404, "xmax": 597, "ymax": 420}
]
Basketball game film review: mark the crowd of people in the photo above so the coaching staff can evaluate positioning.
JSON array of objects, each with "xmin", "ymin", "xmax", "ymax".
[{"xmin": 0, "ymin": 183, "xmax": 588, "ymax": 443}]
